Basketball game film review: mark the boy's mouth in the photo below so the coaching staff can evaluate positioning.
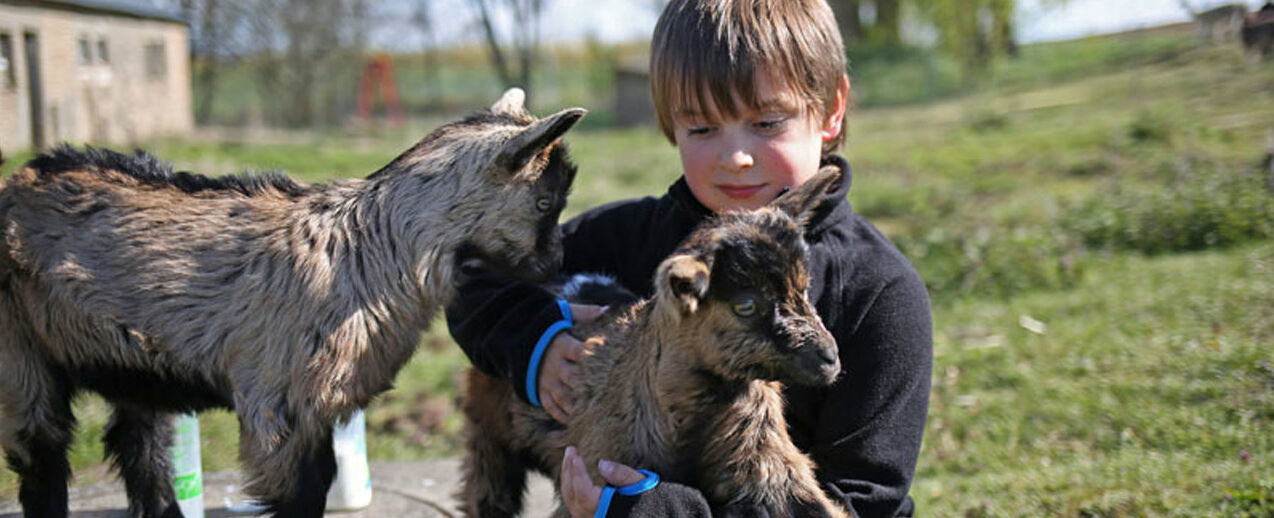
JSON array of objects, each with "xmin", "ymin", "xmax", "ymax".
[{"xmin": 718, "ymin": 183, "xmax": 767, "ymax": 200}]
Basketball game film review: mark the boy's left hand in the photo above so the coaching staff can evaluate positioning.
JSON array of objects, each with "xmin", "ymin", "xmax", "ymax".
[
  {"xmin": 560, "ymin": 446, "xmax": 646, "ymax": 518},
  {"xmin": 540, "ymin": 303, "xmax": 607, "ymax": 424}
]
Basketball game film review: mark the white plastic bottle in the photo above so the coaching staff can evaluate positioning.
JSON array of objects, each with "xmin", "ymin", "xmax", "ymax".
[
  {"xmin": 326, "ymin": 410, "xmax": 373, "ymax": 511},
  {"xmin": 170, "ymin": 413, "xmax": 204, "ymax": 518}
]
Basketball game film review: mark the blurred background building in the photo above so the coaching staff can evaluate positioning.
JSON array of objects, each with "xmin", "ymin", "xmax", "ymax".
[
  {"xmin": 0, "ymin": 0, "xmax": 192, "ymax": 152},
  {"xmin": 0, "ymin": 0, "xmax": 1268, "ymax": 149}
]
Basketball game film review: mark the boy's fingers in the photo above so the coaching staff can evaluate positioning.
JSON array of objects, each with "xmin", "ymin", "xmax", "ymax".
[
  {"xmin": 543, "ymin": 395, "xmax": 566, "ymax": 424},
  {"xmin": 539, "ymin": 334, "xmax": 581, "ymax": 424},
  {"xmin": 598, "ymin": 459, "xmax": 647, "ymax": 486},
  {"xmin": 569, "ymin": 303, "xmax": 607, "ymax": 324},
  {"xmin": 560, "ymin": 447, "xmax": 578, "ymax": 502},
  {"xmin": 556, "ymin": 333, "xmax": 586, "ymax": 363},
  {"xmin": 549, "ymin": 386, "xmax": 573, "ymax": 423},
  {"xmin": 561, "ymin": 446, "xmax": 601, "ymax": 518},
  {"xmin": 559, "ymin": 361, "xmax": 579, "ymax": 388},
  {"xmin": 544, "ymin": 380, "xmax": 571, "ymax": 424}
]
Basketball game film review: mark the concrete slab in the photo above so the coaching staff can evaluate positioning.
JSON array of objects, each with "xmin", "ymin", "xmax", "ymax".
[{"xmin": 0, "ymin": 459, "xmax": 558, "ymax": 517}]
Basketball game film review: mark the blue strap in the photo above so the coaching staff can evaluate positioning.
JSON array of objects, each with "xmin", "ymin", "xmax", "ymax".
[
  {"xmin": 594, "ymin": 469, "xmax": 660, "ymax": 518},
  {"xmin": 618, "ymin": 469, "xmax": 660, "ymax": 495},
  {"xmin": 595, "ymin": 486, "xmax": 617, "ymax": 518},
  {"xmin": 526, "ymin": 300, "xmax": 573, "ymax": 408}
]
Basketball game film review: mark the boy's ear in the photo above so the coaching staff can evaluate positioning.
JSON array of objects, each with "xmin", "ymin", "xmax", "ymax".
[
  {"xmin": 656, "ymin": 253, "xmax": 711, "ymax": 318},
  {"xmin": 771, "ymin": 165, "xmax": 842, "ymax": 226},
  {"xmin": 821, "ymin": 74, "xmax": 851, "ymax": 143},
  {"xmin": 498, "ymin": 107, "xmax": 588, "ymax": 174}
]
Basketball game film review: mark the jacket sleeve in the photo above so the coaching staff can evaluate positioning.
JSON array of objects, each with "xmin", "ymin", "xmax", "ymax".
[
  {"xmin": 602, "ymin": 482, "xmax": 797, "ymax": 517},
  {"xmin": 445, "ymin": 265, "xmax": 567, "ymax": 404},
  {"xmin": 815, "ymin": 269, "xmax": 933, "ymax": 518},
  {"xmin": 444, "ymin": 200, "xmax": 644, "ymax": 404},
  {"xmin": 597, "ymin": 480, "xmax": 712, "ymax": 517}
]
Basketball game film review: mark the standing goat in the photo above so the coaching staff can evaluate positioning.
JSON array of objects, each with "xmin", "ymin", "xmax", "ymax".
[
  {"xmin": 461, "ymin": 167, "xmax": 850, "ymax": 517},
  {"xmin": 0, "ymin": 88, "xmax": 583, "ymax": 518}
]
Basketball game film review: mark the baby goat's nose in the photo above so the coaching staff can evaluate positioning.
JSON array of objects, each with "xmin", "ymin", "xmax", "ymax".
[{"xmin": 817, "ymin": 344, "xmax": 838, "ymax": 365}]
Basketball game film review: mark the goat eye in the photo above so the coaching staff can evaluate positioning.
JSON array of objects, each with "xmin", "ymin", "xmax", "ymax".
[
  {"xmin": 536, "ymin": 198, "xmax": 553, "ymax": 212},
  {"xmin": 732, "ymin": 298, "xmax": 757, "ymax": 317}
]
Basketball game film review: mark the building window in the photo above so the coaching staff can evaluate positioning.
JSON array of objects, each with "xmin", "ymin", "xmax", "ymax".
[
  {"xmin": 0, "ymin": 33, "xmax": 14, "ymax": 88},
  {"xmin": 78, "ymin": 36, "xmax": 92, "ymax": 65},
  {"xmin": 97, "ymin": 38, "xmax": 109, "ymax": 64},
  {"xmin": 145, "ymin": 41, "xmax": 166, "ymax": 79}
]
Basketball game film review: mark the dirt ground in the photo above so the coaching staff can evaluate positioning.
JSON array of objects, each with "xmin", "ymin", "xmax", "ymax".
[{"xmin": 0, "ymin": 459, "xmax": 557, "ymax": 517}]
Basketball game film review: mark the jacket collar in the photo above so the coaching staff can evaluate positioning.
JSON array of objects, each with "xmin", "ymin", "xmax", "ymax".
[{"xmin": 668, "ymin": 154, "xmax": 853, "ymax": 237}]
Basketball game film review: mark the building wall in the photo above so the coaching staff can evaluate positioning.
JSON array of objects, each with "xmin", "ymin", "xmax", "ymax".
[{"xmin": 0, "ymin": 4, "xmax": 191, "ymax": 153}]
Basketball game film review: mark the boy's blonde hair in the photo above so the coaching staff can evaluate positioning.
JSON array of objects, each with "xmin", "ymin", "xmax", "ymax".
[{"xmin": 650, "ymin": 0, "xmax": 848, "ymax": 155}]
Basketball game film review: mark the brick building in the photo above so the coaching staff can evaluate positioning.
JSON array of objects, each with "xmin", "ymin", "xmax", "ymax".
[{"xmin": 0, "ymin": 0, "xmax": 191, "ymax": 152}]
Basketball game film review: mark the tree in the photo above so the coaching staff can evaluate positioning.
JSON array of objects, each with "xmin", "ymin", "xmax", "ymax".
[
  {"xmin": 247, "ymin": 0, "xmax": 372, "ymax": 126},
  {"xmin": 474, "ymin": 0, "xmax": 545, "ymax": 97},
  {"xmin": 829, "ymin": 0, "xmax": 864, "ymax": 45},
  {"xmin": 911, "ymin": 0, "xmax": 1028, "ymax": 81},
  {"xmin": 412, "ymin": 0, "xmax": 440, "ymax": 102},
  {"xmin": 875, "ymin": 0, "xmax": 903, "ymax": 46},
  {"xmin": 165, "ymin": 0, "xmax": 373, "ymax": 127},
  {"xmin": 172, "ymin": 0, "xmax": 258, "ymax": 124}
]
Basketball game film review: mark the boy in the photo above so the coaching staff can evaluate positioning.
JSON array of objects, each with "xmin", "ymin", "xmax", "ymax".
[{"xmin": 446, "ymin": 0, "xmax": 932, "ymax": 516}]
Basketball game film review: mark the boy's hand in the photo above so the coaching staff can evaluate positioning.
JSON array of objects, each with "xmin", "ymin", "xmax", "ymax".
[
  {"xmin": 561, "ymin": 446, "xmax": 646, "ymax": 518},
  {"xmin": 539, "ymin": 304, "xmax": 606, "ymax": 424}
]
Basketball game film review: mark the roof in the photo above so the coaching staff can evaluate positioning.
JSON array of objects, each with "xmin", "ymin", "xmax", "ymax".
[{"xmin": 6, "ymin": 0, "xmax": 186, "ymax": 24}]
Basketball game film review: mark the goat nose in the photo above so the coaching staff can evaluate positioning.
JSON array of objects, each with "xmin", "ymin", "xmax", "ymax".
[
  {"xmin": 522, "ymin": 259, "xmax": 548, "ymax": 281},
  {"xmin": 817, "ymin": 345, "xmax": 838, "ymax": 364}
]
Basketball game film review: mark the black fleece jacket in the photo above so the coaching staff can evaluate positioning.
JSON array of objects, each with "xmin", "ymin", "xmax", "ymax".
[{"xmin": 445, "ymin": 156, "xmax": 933, "ymax": 517}]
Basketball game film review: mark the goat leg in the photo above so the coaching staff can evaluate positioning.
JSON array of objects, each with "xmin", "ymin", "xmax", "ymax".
[{"xmin": 104, "ymin": 404, "xmax": 182, "ymax": 517}]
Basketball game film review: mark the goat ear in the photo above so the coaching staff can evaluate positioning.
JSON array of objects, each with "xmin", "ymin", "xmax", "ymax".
[
  {"xmin": 657, "ymin": 254, "xmax": 711, "ymax": 317},
  {"xmin": 491, "ymin": 87, "xmax": 528, "ymax": 117},
  {"xmin": 498, "ymin": 107, "xmax": 588, "ymax": 173},
  {"xmin": 770, "ymin": 165, "xmax": 842, "ymax": 226}
]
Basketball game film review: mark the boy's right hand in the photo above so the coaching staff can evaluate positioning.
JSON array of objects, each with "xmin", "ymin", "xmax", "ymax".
[{"xmin": 539, "ymin": 304, "xmax": 607, "ymax": 425}]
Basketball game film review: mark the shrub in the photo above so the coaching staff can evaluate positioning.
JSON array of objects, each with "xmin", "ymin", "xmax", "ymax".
[
  {"xmin": 895, "ymin": 225, "xmax": 1085, "ymax": 298},
  {"xmin": 1061, "ymin": 168, "xmax": 1274, "ymax": 254},
  {"xmin": 1127, "ymin": 109, "xmax": 1175, "ymax": 145}
]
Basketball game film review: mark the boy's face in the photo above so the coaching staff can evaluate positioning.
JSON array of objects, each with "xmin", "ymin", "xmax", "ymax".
[{"xmin": 672, "ymin": 74, "xmax": 847, "ymax": 213}]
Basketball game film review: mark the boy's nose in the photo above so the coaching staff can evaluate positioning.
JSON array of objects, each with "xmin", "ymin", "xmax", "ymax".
[{"xmin": 720, "ymin": 149, "xmax": 754, "ymax": 173}]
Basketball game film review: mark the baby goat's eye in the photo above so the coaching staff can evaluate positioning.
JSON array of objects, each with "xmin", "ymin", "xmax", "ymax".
[
  {"xmin": 535, "ymin": 197, "xmax": 553, "ymax": 212},
  {"xmin": 732, "ymin": 298, "xmax": 757, "ymax": 317}
]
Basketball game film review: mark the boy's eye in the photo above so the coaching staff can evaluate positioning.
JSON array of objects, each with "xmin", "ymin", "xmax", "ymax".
[
  {"xmin": 754, "ymin": 118, "xmax": 787, "ymax": 132},
  {"xmin": 686, "ymin": 126, "xmax": 714, "ymax": 136}
]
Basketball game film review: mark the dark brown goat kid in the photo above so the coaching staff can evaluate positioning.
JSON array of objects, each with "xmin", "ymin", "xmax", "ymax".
[
  {"xmin": 461, "ymin": 167, "xmax": 850, "ymax": 517},
  {"xmin": 0, "ymin": 89, "xmax": 583, "ymax": 518}
]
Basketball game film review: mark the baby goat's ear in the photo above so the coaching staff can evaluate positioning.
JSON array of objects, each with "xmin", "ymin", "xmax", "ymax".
[
  {"xmin": 656, "ymin": 253, "xmax": 711, "ymax": 318},
  {"xmin": 770, "ymin": 165, "xmax": 842, "ymax": 226},
  {"xmin": 498, "ymin": 107, "xmax": 587, "ymax": 173},
  {"xmin": 491, "ymin": 87, "xmax": 529, "ymax": 117}
]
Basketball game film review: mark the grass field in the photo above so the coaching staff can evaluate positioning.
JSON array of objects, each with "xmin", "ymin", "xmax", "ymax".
[{"xmin": 2, "ymin": 27, "xmax": 1273, "ymax": 516}]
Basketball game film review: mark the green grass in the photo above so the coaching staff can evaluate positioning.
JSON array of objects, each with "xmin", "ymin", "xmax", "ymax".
[
  {"xmin": 3, "ymin": 27, "xmax": 1274, "ymax": 515},
  {"xmin": 918, "ymin": 243, "xmax": 1274, "ymax": 516}
]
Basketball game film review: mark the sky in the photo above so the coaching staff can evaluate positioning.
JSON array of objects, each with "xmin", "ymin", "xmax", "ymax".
[
  {"xmin": 1016, "ymin": 0, "xmax": 1266, "ymax": 43},
  {"xmin": 371, "ymin": 0, "xmax": 1269, "ymax": 50}
]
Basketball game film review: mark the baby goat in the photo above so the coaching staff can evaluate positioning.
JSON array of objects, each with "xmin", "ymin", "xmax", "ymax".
[
  {"xmin": 0, "ymin": 89, "xmax": 582, "ymax": 518},
  {"xmin": 461, "ymin": 167, "xmax": 849, "ymax": 517}
]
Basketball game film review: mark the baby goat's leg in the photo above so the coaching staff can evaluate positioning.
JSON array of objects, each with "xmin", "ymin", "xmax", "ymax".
[
  {"xmin": 460, "ymin": 429, "xmax": 528, "ymax": 518},
  {"xmin": 460, "ymin": 371, "xmax": 528, "ymax": 517},
  {"xmin": 103, "ymin": 404, "xmax": 182, "ymax": 518},
  {"xmin": 270, "ymin": 432, "xmax": 337, "ymax": 518},
  {"xmin": 0, "ymin": 352, "xmax": 75, "ymax": 518},
  {"xmin": 240, "ymin": 412, "xmax": 337, "ymax": 518}
]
